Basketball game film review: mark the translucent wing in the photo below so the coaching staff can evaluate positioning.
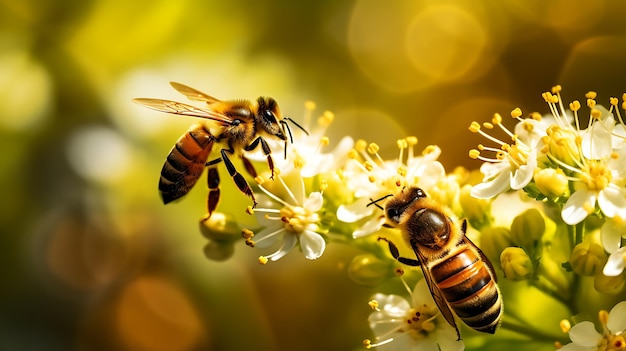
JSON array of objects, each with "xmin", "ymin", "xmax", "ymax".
[
  {"xmin": 413, "ymin": 246, "xmax": 462, "ymax": 340},
  {"xmin": 169, "ymin": 82, "xmax": 220, "ymax": 104},
  {"xmin": 132, "ymin": 98, "xmax": 233, "ymax": 126},
  {"xmin": 463, "ymin": 228, "xmax": 498, "ymax": 283}
]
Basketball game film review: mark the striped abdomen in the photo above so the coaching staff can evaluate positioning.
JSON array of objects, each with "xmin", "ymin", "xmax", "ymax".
[
  {"xmin": 430, "ymin": 245, "xmax": 502, "ymax": 334},
  {"xmin": 159, "ymin": 123, "xmax": 214, "ymax": 204}
]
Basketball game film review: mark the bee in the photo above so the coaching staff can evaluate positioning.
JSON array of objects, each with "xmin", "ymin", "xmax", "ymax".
[
  {"xmin": 133, "ymin": 82, "xmax": 307, "ymax": 219},
  {"xmin": 369, "ymin": 186, "xmax": 502, "ymax": 340}
]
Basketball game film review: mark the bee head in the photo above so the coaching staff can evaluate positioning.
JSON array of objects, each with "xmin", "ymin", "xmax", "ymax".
[
  {"xmin": 384, "ymin": 187, "xmax": 427, "ymax": 224},
  {"xmin": 257, "ymin": 97, "xmax": 286, "ymax": 141}
]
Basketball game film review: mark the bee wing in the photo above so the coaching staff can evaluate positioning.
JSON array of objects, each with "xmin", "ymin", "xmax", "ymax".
[
  {"xmin": 414, "ymin": 248, "xmax": 461, "ymax": 340},
  {"xmin": 133, "ymin": 98, "xmax": 233, "ymax": 126},
  {"xmin": 462, "ymin": 226, "xmax": 498, "ymax": 282},
  {"xmin": 169, "ymin": 82, "xmax": 221, "ymax": 104}
]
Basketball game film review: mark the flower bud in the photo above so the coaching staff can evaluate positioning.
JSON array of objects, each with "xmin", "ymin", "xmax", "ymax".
[
  {"xmin": 348, "ymin": 254, "xmax": 394, "ymax": 286},
  {"xmin": 500, "ymin": 247, "xmax": 532, "ymax": 281},
  {"xmin": 203, "ymin": 241, "xmax": 235, "ymax": 262},
  {"xmin": 533, "ymin": 168, "xmax": 569, "ymax": 199},
  {"xmin": 479, "ymin": 226, "xmax": 514, "ymax": 264},
  {"xmin": 199, "ymin": 212, "xmax": 241, "ymax": 243},
  {"xmin": 545, "ymin": 126, "xmax": 580, "ymax": 166},
  {"xmin": 510, "ymin": 208, "xmax": 545, "ymax": 250},
  {"xmin": 594, "ymin": 272, "xmax": 625, "ymax": 294},
  {"xmin": 459, "ymin": 184, "xmax": 491, "ymax": 228},
  {"xmin": 569, "ymin": 238, "xmax": 607, "ymax": 276}
]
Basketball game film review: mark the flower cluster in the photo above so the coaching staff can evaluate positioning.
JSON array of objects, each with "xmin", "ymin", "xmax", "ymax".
[{"xmin": 195, "ymin": 88, "xmax": 626, "ymax": 350}]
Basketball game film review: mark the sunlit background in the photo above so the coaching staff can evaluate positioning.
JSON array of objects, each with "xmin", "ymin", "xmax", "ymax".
[{"xmin": 3, "ymin": 0, "xmax": 626, "ymax": 350}]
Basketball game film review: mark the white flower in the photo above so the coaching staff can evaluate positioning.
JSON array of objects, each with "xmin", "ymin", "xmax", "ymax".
[
  {"xmin": 559, "ymin": 301, "xmax": 626, "ymax": 351},
  {"xmin": 560, "ymin": 138, "xmax": 626, "ymax": 226},
  {"xmin": 243, "ymin": 171, "xmax": 326, "ymax": 263},
  {"xmin": 469, "ymin": 109, "xmax": 540, "ymax": 199},
  {"xmin": 364, "ymin": 279, "xmax": 464, "ymax": 351},
  {"xmin": 337, "ymin": 138, "xmax": 446, "ymax": 238}
]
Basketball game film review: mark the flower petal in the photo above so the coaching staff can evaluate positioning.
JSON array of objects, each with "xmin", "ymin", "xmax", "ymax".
[
  {"xmin": 561, "ymin": 189, "xmax": 597, "ymax": 225},
  {"xmin": 352, "ymin": 215, "xmax": 386, "ymax": 238},
  {"xmin": 510, "ymin": 150, "xmax": 536, "ymax": 190},
  {"xmin": 303, "ymin": 192, "xmax": 324, "ymax": 212},
  {"xmin": 300, "ymin": 230, "xmax": 326, "ymax": 260},
  {"xmin": 603, "ymin": 247, "xmax": 626, "ymax": 277},
  {"xmin": 268, "ymin": 233, "xmax": 297, "ymax": 262},
  {"xmin": 607, "ymin": 301, "xmax": 626, "ymax": 334},
  {"xmin": 253, "ymin": 226, "xmax": 284, "ymax": 249},
  {"xmin": 598, "ymin": 185, "xmax": 626, "ymax": 218},
  {"xmin": 568, "ymin": 321, "xmax": 601, "ymax": 347},
  {"xmin": 337, "ymin": 197, "xmax": 374, "ymax": 223},
  {"xmin": 601, "ymin": 219, "xmax": 624, "ymax": 254},
  {"xmin": 470, "ymin": 166, "xmax": 511, "ymax": 199}
]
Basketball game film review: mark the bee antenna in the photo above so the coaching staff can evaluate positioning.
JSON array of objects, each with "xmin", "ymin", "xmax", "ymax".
[
  {"xmin": 283, "ymin": 117, "xmax": 309, "ymax": 136},
  {"xmin": 280, "ymin": 120, "xmax": 295, "ymax": 144},
  {"xmin": 366, "ymin": 194, "xmax": 393, "ymax": 210}
]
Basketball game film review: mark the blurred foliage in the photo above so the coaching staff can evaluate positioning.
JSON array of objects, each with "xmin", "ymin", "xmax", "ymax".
[{"xmin": 2, "ymin": 0, "xmax": 626, "ymax": 350}]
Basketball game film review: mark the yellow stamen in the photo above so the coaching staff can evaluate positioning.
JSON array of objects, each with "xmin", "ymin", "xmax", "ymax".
[
  {"xmin": 569, "ymin": 100, "xmax": 581, "ymax": 112},
  {"xmin": 469, "ymin": 121, "xmax": 481, "ymax": 132},
  {"xmin": 586, "ymin": 91, "xmax": 597, "ymax": 99},
  {"xmin": 511, "ymin": 108, "xmax": 523, "ymax": 119},
  {"xmin": 406, "ymin": 136, "xmax": 418, "ymax": 146},
  {"xmin": 368, "ymin": 300, "xmax": 380, "ymax": 311},
  {"xmin": 258, "ymin": 256, "xmax": 269, "ymax": 265},
  {"xmin": 304, "ymin": 100, "xmax": 316, "ymax": 111},
  {"xmin": 469, "ymin": 149, "xmax": 480, "ymax": 159},
  {"xmin": 552, "ymin": 85, "xmax": 562, "ymax": 93},
  {"xmin": 367, "ymin": 143, "xmax": 380, "ymax": 154},
  {"xmin": 246, "ymin": 206, "xmax": 255, "ymax": 215},
  {"xmin": 492, "ymin": 113, "xmax": 503, "ymax": 125},
  {"xmin": 320, "ymin": 136, "xmax": 330, "ymax": 146},
  {"xmin": 559, "ymin": 319, "xmax": 571, "ymax": 333}
]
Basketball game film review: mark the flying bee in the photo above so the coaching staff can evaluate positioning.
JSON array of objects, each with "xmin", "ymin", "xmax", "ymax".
[
  {"xmin": 133, "ymin": 82, "xmax": 307, "ymax": 219},
  {"xmin": 369, "ymin": 186, "xmax": 502, "ymax": 340}
]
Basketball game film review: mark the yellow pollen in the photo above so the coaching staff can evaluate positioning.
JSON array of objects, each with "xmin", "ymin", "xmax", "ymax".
[
  {"xmin": 623, "ymin": 92, "xmax": 626, "ymax": 101},
  {"xmin": 363, "ymin": 339, "xmax": 373, "ymax": 349},
  {"xmin": 569, "ymin": 100, "xmax": 581, "ymax": 112},
  {"xmin": 320, "ymin": 136, "xmax": 330, "ymax": 146},
  {"xmin": 245, "ymin": 238, "xmax": 255, "ymax": 247},
  {"xmin": 612, "ymin": 151, "xmax": 619, "ymax": 159},
  {"xmin": 477, "ymin": 144, "xmax": 485, "ymax": 151},
  {"xmin": 305, "ymin": 100, "xmax": 316, "ymax": 111},
  {"xmin": 542, "ymin": 92, "xmax": 553, "ymax": 103},
  {"xmin": 522, "ymin": 120, "xmax": 535, "ymax": 132},
  {"xmin": 552, "ymin": 85, "xmax": 562, "ymax": 93},
  {"xmin": 622, "ymin": 101, "xmax": 626, "ymax": 111},
  {"xmin": 611, "ymin": 97, "xmax": 619, "ymax": 106},
  {"xmin": 559, "ymin": 319, "xmax": 571, "ymax": 333},
  {"xmin": 348, "ymin": 149, "xmax": 358, "ymax": 159},
  {"xmin": 367, "ymin": 143, "xmax": 380, "ymax": 154},
  {"xmin": 242, "ymin": 228, "xmax": 254, "ymax": 239},
  {"xmin": 294, "ymin": 156, "xmax": 305, "ymax": 169},
  {"xmin": 591, "ymin": 108, "xmax": 602, "ymax": 120},
  {"xmin": 586, "ymin": 91, "xmax": 597, "ymax": 99},
  {"xmin": 397, "ymin": 166, "xmax": 407, "ymax": 177},
  {"xmin": 319, "ymin": 111, "xmax": 334, "ymax": 125},
  {"xmin": 397, "ymin": 138, "xmax": 408, "ymax": 149},
  {"xmin": 583, "ymin": 201, "xmax": 595, "ymax": 214},
  {"xmin": 530, "ymin": 112, "xmax": 542, "ymax": 121},
  {"xmin": 319, "ymin": 179, "xmax": 328, "ymax": 191},
  {"xmin": 246, "ymin": 206, "xmax": 255, "ymax": 215},
  {"xmin": 469, "ymin": 121, "xmax": 481, "ymax": 132},
  {"xmin": 492, "ymin": 113, "xmax": 503, "ymax": 125},
  {"xmin": 368, "ymin": 175, "xmax": 376, "ymax": 183},
  {"xmin": 355, "ymin": 139, "xmax": 367, "ymax": 152},
  {"xmin": 368, "ymin": 300, "xmax": 380, "ymax": 311},
  {"xmin": 483, "ymin": 122, "xmax": 494, "ymax": 129},
  {"xmin": 364, "ymin": 161, "xmax": 374, "ymax": 172},
  {"xmin": 406, "ymin": 136, "xmax": 418, "ymax": 145},
  {"xmin": 599, "ymin": 309, "xmax": 609, "ymax": 325},
  {"xmin": 511, "ymin": 108, "xmax": 523, "ymax": 118},
  {"xmin": 258, "ymin": 256, "xmax": 269, "ymax": 265},
  {"xmin": 496, "ymin": 151, "xmax": 506, "ymax": 160},
  {"xmin": 422, "ymin": 145, "xmax": 436, "ymax": 155},
  {"xmin": 587, "ymin": 99, "xmax": 596, "ymax": 108}
]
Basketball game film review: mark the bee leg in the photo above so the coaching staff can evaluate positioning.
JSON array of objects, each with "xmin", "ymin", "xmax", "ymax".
[
  {"xmin": 377, "ymin": 237, "xmax": 421, "ymax": 266},
  {"xmin": 221, "ymin": 148, "xmax": 257, "ymax": 208},
  {"xmin": 203, "ymin": 166, "xmax": 220, "ymax": 219},
  {"xmin": 244, "ymin": 137, "xmax": 276, "ymax": 180},
  {"xmin": 241, "ymin": 155, "xmax": 258, "ymax": 179}
]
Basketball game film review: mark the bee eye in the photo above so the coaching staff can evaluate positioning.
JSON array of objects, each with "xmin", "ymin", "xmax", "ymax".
[
  {"xmin": 262, "ymin": 110, "xmax": 276, "ymax": 124},
  {"xmin": 387, "ymin": 208, "xmax": 399, "ymax": 220}
]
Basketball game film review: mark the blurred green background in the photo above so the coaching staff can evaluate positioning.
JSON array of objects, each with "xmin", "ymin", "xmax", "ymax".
[{"xmin": 3, "ymin": 0, "xmax": 626, "ymax": 350}]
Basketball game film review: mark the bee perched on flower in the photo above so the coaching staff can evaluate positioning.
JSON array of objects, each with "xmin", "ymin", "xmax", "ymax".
[{"xmin": 336, "ymin": 137, "xmax": 447, "ymax": 238}]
